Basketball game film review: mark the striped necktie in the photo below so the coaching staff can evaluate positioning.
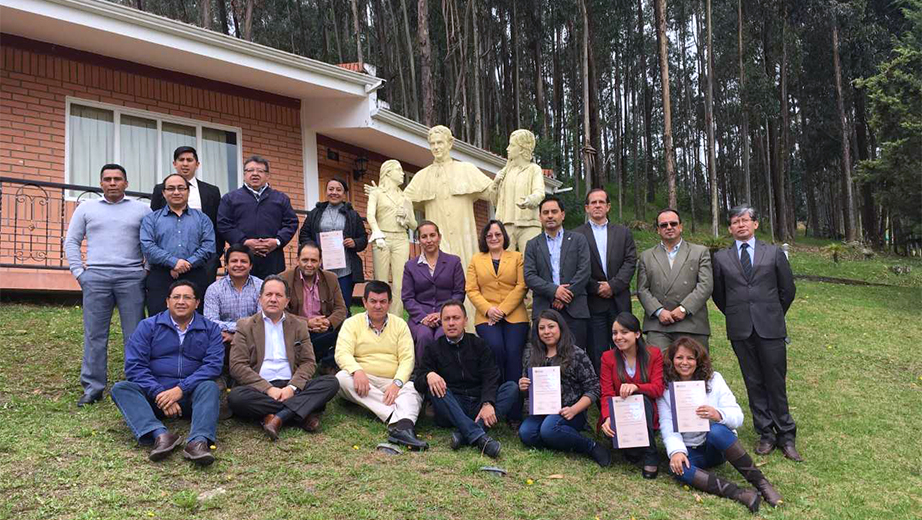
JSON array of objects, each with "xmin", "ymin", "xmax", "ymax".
[{"xmin": 740, "ymin": 243, "xmax": 753, "ymax": 279}]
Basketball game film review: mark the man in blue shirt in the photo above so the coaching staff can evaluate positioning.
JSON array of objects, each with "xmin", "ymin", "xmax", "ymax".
[
  {"xmin": 217, "ymin": 155, "xmax": 300, "ymax": 279},
  {"xmin": 141, "ymin": 173, "xmax": 215, "ymax": 315},
  {"xmin": 110, "ymin": 280, "xmax": 224, "ymax": 465}
]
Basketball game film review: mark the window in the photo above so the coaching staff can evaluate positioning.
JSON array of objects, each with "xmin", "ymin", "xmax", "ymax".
[{"xmin": 65, "ymin": 98, "xmax": 242, "ymax": 197}]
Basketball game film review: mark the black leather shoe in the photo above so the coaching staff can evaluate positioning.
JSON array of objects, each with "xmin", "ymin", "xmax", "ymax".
[
  {"xmin": 755, "ymin": 439, "xmax": 776, "ymax": 455},
  {"xmin": 148, "ymin": 432, "xmax": 182, "ymax": 462},
  {"xmin": 641, "ymin": 465, "xmax": 659, "ymax": 479},
  {"xmin": 780, "ymin": 443, "xmax": 804, "ymax": 462},
  {"xmin": 450, "ymin": 430, "xmax": 464, "ymax": 451},
  {"xmin": 183, "ymin": 440, "xmax": 215, "ymax": 466},
  {"xmin": 474, "ymin": 435, "xmax": 501, "ymax": 459},
  {"xmin": 77, "ymin": 393, "xmax": 102, "ymax": 407},
  {"xmin": 387, "ymin": 428, "xmax": 429, "ymax": 451},
  {"xmin": 589, "ymin": 442, "xmax": 612, "ymax": 467}
]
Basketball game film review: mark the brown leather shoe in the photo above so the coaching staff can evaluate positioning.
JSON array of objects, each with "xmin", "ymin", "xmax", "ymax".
[
  {"xmin": 780, "ymin": 443, "xmax": 804, "ymax": 462},
  {"xmin": 262, "ymin": 414, "xmax": 282, "ymax": 441},
  {"xmin": 148, "ymin": 432, "xmax": 182, "ymax": 462},
  {"xmin": 755, "ymin": 439, "xmax": 775, "ymax": 455},
  {"xmin": 301, "ymin": 413, "xmax": 322, "ymax": 433},
  {"xmin": 182, "ymin": 440, "xmax": 215, "ymax": 466}
]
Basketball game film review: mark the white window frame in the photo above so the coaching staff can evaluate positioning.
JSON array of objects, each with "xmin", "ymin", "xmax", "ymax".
[{"xmin": 64, "ymin": 96, "xmax": 244, "ymax": 197}]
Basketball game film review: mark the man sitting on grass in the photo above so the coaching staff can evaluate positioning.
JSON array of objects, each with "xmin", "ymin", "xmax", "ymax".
[
  {"xmin": 110, "ymin": 280, "xmax": 223, "ymax": 466},
  {"xmin": 412, "ymin": 300, "xmax": 519, "ymax": 458},
  {"xmin": 334, "ymin": 280, "xmax": 428, "ymax": 450}
]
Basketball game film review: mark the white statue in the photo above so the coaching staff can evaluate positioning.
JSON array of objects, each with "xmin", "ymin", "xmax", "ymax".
[
  {"xmin": 491, "ymin": 129, "xmax": 546, "ymax": 252},
  {"xmin": 366, "ymin": 160, "xmax": 417, "ymax": 317}
]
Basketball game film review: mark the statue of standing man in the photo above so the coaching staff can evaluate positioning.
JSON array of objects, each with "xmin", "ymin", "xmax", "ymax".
[
  {"xmin": 491, "ymin": 129, "xmax": 546, "ymax": 252},
  {"xmin": 367, "ymin": 160, "xmax": 417, "ymax": 317}
]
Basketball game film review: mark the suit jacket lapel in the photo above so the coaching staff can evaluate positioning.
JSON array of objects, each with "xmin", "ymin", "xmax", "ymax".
[
  {"xmin": 606, "ymin": 224, "xmax": 617, "ymax": 275},
  {"xmin": 430, "ymin": 253, "xmax": 445, "ymax": 280},
  {"xmin": 651, "ymin": 245, "xmax": 670, "ymax": 282},
  {"xmin": 254, "ymin": 316, "xmax": 267, "ymax": 369},
  {"xmin": 537, "ymin": 233, "xmax": 552, "ymax": 274},
  {"xmin": 559, "ymin": 231, "xmax": 572, "ymax": 270},
  {"xmin": 282, "ymin": 313, "xmax": 298, "ymax": 372},
  {"xmin": 752, "ymin": 240, "xmax": 766, "ymax": 277},
  {"xmin": 664, "ymin": 242, "xmax": 690, "ymax": 293},
  {"xmin": 729, "ymin": 243, "xmax": 746, "ymax": 278},
  {"xmin": 584, "ymin": 225, "xmax": 602, "ymax": 271},
  {"xmin": 497, "ymin": 251, "xmax": 513, "ymax": 280}
]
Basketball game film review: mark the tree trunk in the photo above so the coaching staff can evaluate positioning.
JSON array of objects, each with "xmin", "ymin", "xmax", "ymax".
[
  {"xmin": 632, "ymin": 46, "xmax": 643, "ymax": 221},
  {"xmin": 531, "ymin": 1, "xmax": 549, "ymax": 140},
  {"xmin": 201, "ymin": 0, "xmax": 211, "ymax": 30},
  {"xmin": 777, "ymin": 18, "xmax": 793, "ymax": 241},
  {"xmin": 705, "ymin": 0, "xmax": 718, "ymax": 236},
  {"xmin": 512, "ymin": 0, "xmax": 522, "ymax": 129},
  {"xmin": 854, "ymin": 87, "xmax": 880, "ymax": 247},
  {"xmin": 738, "ymin": 0, "xmax": 750, "ymax": 204},
  {"xmin": 471, "ymin": 0, "xmax": 484, "ymax": 146},
  {"xmin": 216, "ymin": 0, "xmax": 230, "ymax": 34},
  {"xmin": 351, "ymin": 0, "xmax": 364, "ymax": 65},
  {"xmin": 243, "ymin": 0, "xmax": 255, "ymax": 41},
  {"xmin": 654, "ymin": 0, "xmax": 677, "ymax": 208},
  {"xmin": 832, "ymin": 21, "xmax": 857, "ymax": 242},
  {"xmin": 587, "ymin": 10, "xmax": 603, "ymax": 189},
  {"xmin": 418, "ymin": 0, "xmax": 435, "ymax": 126},
  {"xmin": 639, "ymin": 0, "xmax": 654, "ymax": 204},
  {"xmin": 397, "ymin": 0, "xmax": 419, "ymax": 121},
  {"xmin": 330, "ymin": 0, "xmax": 344, "ymax": 62}
]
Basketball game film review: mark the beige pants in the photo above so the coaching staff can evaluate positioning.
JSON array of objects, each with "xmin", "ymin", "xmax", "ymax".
[
  {"xmin": 372, "ymin": 231, "xmax": 410, "ymax": 317},
  {"xmin": 335, "ymin": 370, "xmax": 422, "ymax": 425},
  {"xmin": 505, "ymin": 224, "xmax": 541, "ymax": 318}
]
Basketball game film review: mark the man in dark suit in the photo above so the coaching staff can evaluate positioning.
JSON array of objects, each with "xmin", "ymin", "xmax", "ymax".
[
  {"xmin": 572, "ymin": 188, "xmax": 636, "ymax": 372},
  {"xmin": 524, "ymin": 195, "xmax": 591, "ymax": 350},
  {"xmin": 217, "ymin": 155, "xmax": 300, "ymax": 280},
  {"xmin": 150, "ymin": 146, "xmax": 223, "ymax": 283},
  {"xmin": 712, "ymin": 205, "xmax": 800, "ymax": 462}
]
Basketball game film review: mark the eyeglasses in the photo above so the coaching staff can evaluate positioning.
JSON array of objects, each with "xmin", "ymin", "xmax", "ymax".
[
  {"xmin": 163, "ymin": 186, "xmax": 188, "ymax": 193},
  {"xmin": 244, "ymin": 168, "xmax": 268, "ymax": 174},
  {"xmin": 658, "ymin": 221, "xmax": 680, "ymax": 229},
  {"xmin": 169, "ymin": 294, "xmax": 197, "ymax": 301},
  {"xmin": 486, "ymin": 233, "xmax": 504, "ymax": 239}
]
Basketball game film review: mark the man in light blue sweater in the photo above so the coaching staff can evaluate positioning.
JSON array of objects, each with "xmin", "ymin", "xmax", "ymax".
[{"xmin": 65, "ymin": 164, "xmax": 151, "ymax": 407}]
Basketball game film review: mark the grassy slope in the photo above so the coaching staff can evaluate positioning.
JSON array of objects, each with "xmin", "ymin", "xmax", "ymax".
[{"xmin": 1, "ymin": 239, "xmax": 920, "ymax": 520}]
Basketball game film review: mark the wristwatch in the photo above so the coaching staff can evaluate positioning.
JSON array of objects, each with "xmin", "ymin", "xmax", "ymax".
[
  {"xmin": 393, "ymin": 379, "xmax": 404, "ymax": 388},
  {"xmin": 678, "ymin": 305, "xmax": 687, "ymax": 314}
]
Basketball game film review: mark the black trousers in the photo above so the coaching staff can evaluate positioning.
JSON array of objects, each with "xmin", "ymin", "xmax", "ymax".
[
  {"xmin": 310, "ymin": 329, "xmax": 339, "ymax": 368},
  {"xmin": 731, "ymin": 332, "xmax": 796, "ymax": 445},
  {"xmin": 587, "ymin": 307, "xmax": 618, "ymax": 375},
  {"xmin": 227, "ymin": 376, "xmax": 340, "ymax": 421},
  {"xmin": 250, "ymin": 250, "xmax": 286, "ymax": 281},
  {"xmin": 145, "ymin": 265, "xmax": 210, "ymax": 315}
]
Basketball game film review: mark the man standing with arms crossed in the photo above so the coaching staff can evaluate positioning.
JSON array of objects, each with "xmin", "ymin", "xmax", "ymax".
[{"xmin": 65, "ymin": 164, "xmax": 150, "ymax": 407}]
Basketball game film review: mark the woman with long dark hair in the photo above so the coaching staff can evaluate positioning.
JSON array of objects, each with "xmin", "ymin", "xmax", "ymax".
[
  {"xmin": 517, "ymin": 310, "xmax": 610, "ymax": 466},
  {"xmin": 658, "ymin": 338, "xmax": 782, "ymax": 513},
  {"xmin": 599, "ymin": 312, "xmax": 664, "ymax": 478}
]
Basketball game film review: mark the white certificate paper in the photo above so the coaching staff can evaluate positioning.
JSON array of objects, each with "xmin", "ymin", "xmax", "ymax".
[
  {"xmin": 610, "ymin": 395, "xmax": 650, "ymax": 449},
  {"xmin": 670, "ymin": 380, "xmax": 710, "ymax": 433},
  {"xmin": 528, "ymin": 366, "xmax": 562, "ymax": 415},
  {"xmin": 319, "ymin": 230, "xmax": 347, "ymax": 270}
]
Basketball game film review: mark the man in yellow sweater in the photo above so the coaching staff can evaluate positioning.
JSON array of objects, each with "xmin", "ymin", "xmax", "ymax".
[{"xmin": 334, "ymin": 280, "xmax": 428, "ymax": 450}]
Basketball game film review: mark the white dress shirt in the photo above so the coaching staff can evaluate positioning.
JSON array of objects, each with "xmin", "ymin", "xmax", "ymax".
[
  {"xmin": 186, "ymin": 176, "xmax": 202, "ymax": 210},
  {"xmin": 259, "ymin": 312, "xmax": 292, "ymax": 382},
  {"xmin": 589, "ymin": 220, "xmax": 609, "ymax": 277}
]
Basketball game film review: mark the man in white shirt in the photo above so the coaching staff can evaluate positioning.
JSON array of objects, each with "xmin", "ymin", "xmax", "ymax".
[{"xmin": 228, "ymin": 275, "xmax": 339, "ymax": 440}]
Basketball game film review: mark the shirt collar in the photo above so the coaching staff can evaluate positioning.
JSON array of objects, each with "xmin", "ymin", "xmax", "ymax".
[
  {"xmin": 170, "ymin": 314, "xmax": 193, "ymax": 331},
  {"xmin": 545, "ymin": 229, "xmax": 563, "ymax": 241},
  {"xmin": 99, "ymin": 196, "xmax": 127, "ymax": 205},
  {"xmin": 736, "ymin": 237, "xmax": 756, "ymax": 251},
  {"xmin": 187, "ymin": 176, "xmax": 199, "ymax": 188},
  {"xmin": 299, "ymin": 269, "xmax": 319, "ymax": 285},
  {"xmin": 446, "ymin": 333, "xmax": 464, "ymax": 345},
  {"xmin": 418, "ymin": 252, "xmax": 439, "ymax": 266},
  {"xmin": 245, "ymin": 183, "xmax": 270, "ymax": 198},
  {"xmin": 262, "ymin": 311, "xmax": 286, "ymax": 325},
  {"xmin": 589, "ymin": 220, "xmax": 608, "ymax": 230},
  {"xmin": 225, "ymin": 274, "xmax": 254, "ymax": 289},
  {"xmin": 365, "ymin": 313, "xmax": 389, "ymax": 333},
  {"xmin": 660, "ymin": 239, "xmax": 683, "ymax": 254}
]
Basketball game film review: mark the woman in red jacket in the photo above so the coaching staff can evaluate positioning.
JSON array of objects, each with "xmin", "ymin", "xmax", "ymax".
[{"xmin": 599, "ymin": 312, "xmax": 665, "ymax": 478}]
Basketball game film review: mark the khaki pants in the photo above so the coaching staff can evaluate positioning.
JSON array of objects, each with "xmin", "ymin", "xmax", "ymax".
[
  {"xmin": 645, "ymin": 330, "xmax": 710, "ymax": 352},
  {"xmin": 372, "ymin": 231, "xmax": 410, "ymax": 317},
  {"xmin": 335, "ymin": 370, "xmax": 422, "ymax": 425}
]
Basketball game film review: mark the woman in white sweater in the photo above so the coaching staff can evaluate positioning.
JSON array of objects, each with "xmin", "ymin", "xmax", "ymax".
[{"xmin": 657, "ymin": 338, "xmax": 782, "ymax": 513}]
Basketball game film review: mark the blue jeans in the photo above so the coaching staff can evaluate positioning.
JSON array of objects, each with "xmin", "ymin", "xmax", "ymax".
[
  {"xmin": 78, "ymin": 268, "xmax": 146, "ymax": 398},
  {"xmin": 111, "ymin": 380, "xmax": 220, "ymax": 444},
  {"xmin": 518, "ymin": 411, "xmax": 595, "ymax": 455},
  {"xmin": 430, "ymin": 381, "xmax": 519, "ymax": 444},
  {"xmin": 475, "ymin": 321, "xmax": 529, "ymax": 384},
  {"xmin": 673, "ymin": 423, "xmax": 738, "ymax": 484},
  {"xmin": 338, "ymin": 274, "xmax": 354, "ymax": 316}
]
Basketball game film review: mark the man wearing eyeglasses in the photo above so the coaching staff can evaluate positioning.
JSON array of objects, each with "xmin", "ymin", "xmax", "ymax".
[
  {"xmin": 141, "ymin": 173, "xmax": 215, "ymax": 316},
  {"xmin": 110, "ymin": 280, "xmax": 224, "ymax": 466},
  {"xmin": 217, "ymin": 155, "xmax": 299, "ymax": 280},
  {"xmin": 636, "ymin": 208, "xmax": 713, "ymax": 351}
]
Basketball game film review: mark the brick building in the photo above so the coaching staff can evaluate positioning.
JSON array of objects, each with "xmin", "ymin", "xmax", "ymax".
[{"xmin": 0, "ymin": 0, "xmax": 560, "ymax": 295}]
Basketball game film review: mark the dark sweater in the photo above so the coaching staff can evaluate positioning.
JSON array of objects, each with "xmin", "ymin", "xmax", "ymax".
[{"xmin": 412, "ymin": 333, "xmax": 501, "ymax": 405}]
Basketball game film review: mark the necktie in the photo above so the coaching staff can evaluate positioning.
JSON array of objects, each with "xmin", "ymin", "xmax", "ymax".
[{"xmin": 740, "ymin": 243, "xmax": 752, "ymax": 279}]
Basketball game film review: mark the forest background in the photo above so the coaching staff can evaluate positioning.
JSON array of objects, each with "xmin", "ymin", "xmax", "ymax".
[{"xmin": 111, "ymin": 0, "xmax": 919, "ymax": 248}]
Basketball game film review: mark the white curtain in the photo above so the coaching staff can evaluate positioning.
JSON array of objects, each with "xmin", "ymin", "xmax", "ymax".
[
  {"xmin": 119, "ymin": 115, "xmax": 157, "ymax": 193},
  {"xmin": 201, "ymin": 127, "xmax": 236, "ymax": 194},
  {"xmin": 161, "ymin": 122, "xmax": 196, "ymax": 181},
  {"xmin": 69, "ymin": 104, "xmax": 114, "ymax": 194}
]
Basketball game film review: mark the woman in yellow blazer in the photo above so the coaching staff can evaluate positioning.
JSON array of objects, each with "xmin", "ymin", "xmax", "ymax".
[{"xmin": 466, "ymin": 220, "xmax": 529, "ymax": 388}]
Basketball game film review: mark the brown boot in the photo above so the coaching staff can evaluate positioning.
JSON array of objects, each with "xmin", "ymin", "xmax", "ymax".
[
  {"xmin": 725, "ymin": 440, "xmax": 783, "ymax": 507},
  {"xmin": 301, "ymin": 413, "xmax": 322, "ymax": 433},
  {"xmin": 689, "ymin": 468, "xmax": 761, "ymax": 513},
  {"xmin": 262, "ymin": 414, "xmax": 282, "ymax": 441}
]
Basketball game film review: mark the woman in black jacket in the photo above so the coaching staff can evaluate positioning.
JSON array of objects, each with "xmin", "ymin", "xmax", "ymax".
[{"xmin": 298, "ymin": 178, "xmax": 368, "ymax": 309}]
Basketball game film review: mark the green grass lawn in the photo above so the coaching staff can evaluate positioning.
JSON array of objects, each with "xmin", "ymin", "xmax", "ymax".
[{"xmin": 1, "ymin": 247, "xmax": 921, "ymax": 519}]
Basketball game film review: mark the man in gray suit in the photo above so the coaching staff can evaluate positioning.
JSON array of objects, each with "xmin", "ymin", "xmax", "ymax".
[
  {"xmin": 572, "ymin": 188, "xmax": 636, "ymax": 373},
  {"xmin": 713, "ymin": 205, "xmax": 800, "ymax": 462},
  {"xmin": 524, "ymin": 195, "xmax": 591, "ymax": 350},
  {"xmin": 637, "ymin": 208, "xmax": 713, "ymax": 350}
]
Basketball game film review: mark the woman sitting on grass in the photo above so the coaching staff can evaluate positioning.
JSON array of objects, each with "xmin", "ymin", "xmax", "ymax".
[
  {"xmin": 658, "ymin": 337, "xmax": 782, "ymax": 513},
  {"xmin": 599, "ymin": 312, "xmax": 664, "ymax": 479},
  {"xmin": 517, "ymin": 309, "xmax": 610, "ymax": 467}
]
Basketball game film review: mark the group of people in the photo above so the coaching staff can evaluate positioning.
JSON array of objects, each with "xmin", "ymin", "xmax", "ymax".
[{"xmin": 65, "ymin": 140, "xmax": 799, "ymax": 513}]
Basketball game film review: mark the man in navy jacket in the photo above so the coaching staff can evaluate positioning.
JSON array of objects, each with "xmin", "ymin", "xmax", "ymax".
[
  {"xmin": 110, "ymin": 280, "xmax": 224, "ymax": 465},
  {"xmin": 217, "ymin": 155, "xmax": 300, "ymax": 279}
]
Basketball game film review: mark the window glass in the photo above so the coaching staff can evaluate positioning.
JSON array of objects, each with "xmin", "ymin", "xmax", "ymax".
[
  {"xmin": 161, "ymin": 122, "xmax": 196, "ymax": 181},
  {"xmin": 119, "ymin": 115, "xmax": 158, "ymax": 192},
  {"xmin": 68, "ymin": 105, "xmax": 114, "ymax": 190},
  {"xmin": 202, "ymin": 128, "xmax": 239, "ymax": 194}
]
